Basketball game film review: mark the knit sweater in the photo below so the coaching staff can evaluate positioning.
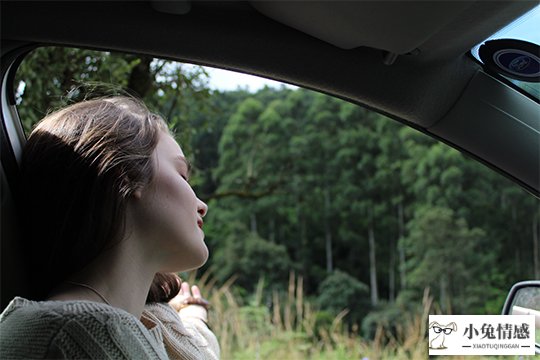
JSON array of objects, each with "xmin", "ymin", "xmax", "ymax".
[
  {"xmin": 142, "ymin": 303, "xmax": 219, "ymax": 360},
  {"xmin": 0, "ymin": 297, "xmax": 220, "ymax": 359}
]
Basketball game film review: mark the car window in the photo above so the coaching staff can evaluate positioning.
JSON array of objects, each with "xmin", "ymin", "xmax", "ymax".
[
  {"xmin": 471, "ymin": 4, "xmax": 540, "ymax": 101},
  {"xmin": 14, "ymin": 46, "xmax": 539, "ymax": 358}
]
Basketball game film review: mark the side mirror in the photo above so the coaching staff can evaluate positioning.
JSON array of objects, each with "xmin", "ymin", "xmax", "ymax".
[{"xmin": 502, "ymin": 280, "xmax": 540, "ymax": 354}]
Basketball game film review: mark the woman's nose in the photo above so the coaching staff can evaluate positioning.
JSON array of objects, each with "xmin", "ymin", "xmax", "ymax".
[{"xmin": 197, "ymin": 199, "xmax": 208, "ymax": 217}]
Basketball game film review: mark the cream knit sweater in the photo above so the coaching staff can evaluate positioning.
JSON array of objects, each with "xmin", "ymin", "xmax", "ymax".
[{"xmin": 0, "ymin": 297, "xmax": 220, "ymax": 359}]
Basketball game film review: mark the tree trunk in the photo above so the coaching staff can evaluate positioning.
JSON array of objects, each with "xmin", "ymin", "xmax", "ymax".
[
  {"xmin": 300, "ymin": 208, "xmax": 308, "ymax": 279},
  {"xmin": 515, "ymin": 249, "xmax": 521, "ymax": 277},
  {"xmin": 324, "ymin": 187, "xmax": 333, "ymax": 273},
  {"xmin": 166, "ymin": 87, "xmax": 180, "ymax": 121},
  {"xmin": 533, "ymin": 214, "xmax": 539, "ymax": 279},
  {"xmin": 398, "ymin": 201, "xmax": 406, "ymax": 289},
  {"xmin": 250, "ymin": 213, "xmax": 257, "ymax": 234},
  {"xmin": 296, "ymin": 192, "xmax": 308, "ymax": 281},
  {"xmin": 369, "ymin": 223, "xmax": 379, "ymax": 306},
  {"xmin": 389, "ymin": 233, "xmax": 395, "ymax": 302},
  {"xmin": 269, "ymin": 217, "xmax": 276, "ymax": 243},
  {"xmin": 127, "ymin": 56, "xmax": 153, "ymax": 98},
  {"xmin": 440, "ymin": 276, "xmax": 448, "ymax": 313}
]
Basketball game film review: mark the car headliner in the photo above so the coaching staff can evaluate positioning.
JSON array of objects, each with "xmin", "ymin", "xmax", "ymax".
[{"xmin": 1, "ymin": 0, "xmax": 539, "ymax": 195}]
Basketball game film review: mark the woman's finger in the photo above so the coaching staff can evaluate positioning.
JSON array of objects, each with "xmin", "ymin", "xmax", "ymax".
[
  {"xmin": 192, "ymin": 285, "xmax": 202, "ymax": 298},
  {"xmin": 181, "ymin": 281, "xmax": 191, "ymax": 296}
]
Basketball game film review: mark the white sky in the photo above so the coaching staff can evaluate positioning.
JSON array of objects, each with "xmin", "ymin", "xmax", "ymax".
[
  {"xmin": 187, "ymin": 64, "xmax": 298, "ymax": 92},
  {"xmin": 471, "ymin": 4, "xmax": 540, "ymax": 59}
]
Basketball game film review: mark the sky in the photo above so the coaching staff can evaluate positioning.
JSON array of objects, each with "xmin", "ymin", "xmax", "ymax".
[
  {"xmin": 204, "ymin": 67, "xmax": 298, "ymax": 93},
  {"xmin": 470, "ymin": 4, "xmax": 539, "ymax": 60}
]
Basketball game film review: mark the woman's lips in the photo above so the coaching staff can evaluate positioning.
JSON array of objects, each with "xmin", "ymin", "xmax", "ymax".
[{"xmin": 197, "ymin": 219, "xmax": 204, "ymax": 229}]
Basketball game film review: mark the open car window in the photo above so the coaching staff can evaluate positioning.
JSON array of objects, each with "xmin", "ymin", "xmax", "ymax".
[{"xmin": 11, "ymin": 46, "xmax": 540, "ymax": 358}]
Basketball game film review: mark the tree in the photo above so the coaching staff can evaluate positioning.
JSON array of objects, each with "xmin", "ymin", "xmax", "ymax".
[
  {"xmin": 15, "ymin": 47, "xmax": 211, "ymax": 147},
  {"xmin": 400, "ymin": 206, "xmax": 492, "ymax": 314},
  {"xmin": 316, "ymin": 269, "xmax": 370, "ymax": 326},
  {"xmin": 210, "ymin": 221, "xmax": 292, "ymax": 292}
]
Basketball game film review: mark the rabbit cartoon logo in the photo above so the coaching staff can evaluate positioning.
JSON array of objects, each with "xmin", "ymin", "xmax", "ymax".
[{"xmin": 429, "ymin": 321, "xmax": 457, "ymax": 350}]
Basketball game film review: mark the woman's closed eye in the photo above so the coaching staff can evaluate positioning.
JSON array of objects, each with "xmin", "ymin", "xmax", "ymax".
[{"xmin": 176, "ymin": 156, "xmax": 192, "ymax": 182}]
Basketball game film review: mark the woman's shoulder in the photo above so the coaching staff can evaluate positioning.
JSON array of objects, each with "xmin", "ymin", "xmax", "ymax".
[
  {"xmin": 1, "ymin": 296, "xmax": 135, "ymax": 324},
  {"xmin": 1, "ymin": 297, "xmax": 168, "ymax": 359}
]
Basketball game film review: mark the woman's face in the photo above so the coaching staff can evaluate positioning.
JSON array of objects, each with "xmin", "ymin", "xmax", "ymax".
[{"xmin": 133, "ymin": 132, "xmax": 209, "ymax": 272}]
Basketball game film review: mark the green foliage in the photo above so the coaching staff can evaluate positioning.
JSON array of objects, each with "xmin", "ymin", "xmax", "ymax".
[
  {"xmin": 316, "ymin": 270, "xmax": 370, "ymax": 325},
  {"xmin": 15, "ymin": 47, "xmax": 212, "ymax": 157},
  {"xmin": 361, "ymin": 301, "xmax": 408, "ymax": 339},
  {"xmin": 211, "ymin": 221, "xmax": 292, "ymax": 292},
  {"xmin": 16, "ymin": 47, "xmax": 139, "ymax": 132},
  {"xmin": 400, "ymin": 206, "xmax": 494, "ymax": 314},
  {"xmin": 312, "ymin": 310, "xmax": 335, "ymax": 337}
]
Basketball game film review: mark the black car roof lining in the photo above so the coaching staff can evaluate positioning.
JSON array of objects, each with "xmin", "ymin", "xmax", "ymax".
[{"xmin": 2, "ymin": 1, "xmax": 534, "ymax": 128}]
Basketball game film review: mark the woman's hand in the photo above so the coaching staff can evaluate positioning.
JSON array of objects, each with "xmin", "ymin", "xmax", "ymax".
[{"xmin": 168, "ymin": 280, "xmax": 210, "ymax": 312}]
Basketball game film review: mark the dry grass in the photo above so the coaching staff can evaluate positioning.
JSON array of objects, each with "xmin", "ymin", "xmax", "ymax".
[{"xmin": 183, "ymin": 271, "xmax": 514, "ymax": 360}]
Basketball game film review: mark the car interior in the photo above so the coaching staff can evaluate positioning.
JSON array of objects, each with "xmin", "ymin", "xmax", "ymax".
[{"xmin": 1, "ymin": 0, "xmax": 539, "ymax": 320}]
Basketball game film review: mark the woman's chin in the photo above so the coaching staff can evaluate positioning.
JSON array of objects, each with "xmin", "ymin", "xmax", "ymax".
[
  {"xmin": 193, "ymin": 245, "xmax": 210, "ymax": 268},
  {"xmin": 168, "ymin": 245, "xmax": 209, "ymax": 273}
]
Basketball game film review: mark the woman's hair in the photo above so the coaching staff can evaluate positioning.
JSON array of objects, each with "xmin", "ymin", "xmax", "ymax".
[
  {"xmin": 20, "ymin": 96, "xmax": 176, "ymax": 300},
  {"xmin": 146, "ymin": 273, "xmax": 182, "ymax": 303}
]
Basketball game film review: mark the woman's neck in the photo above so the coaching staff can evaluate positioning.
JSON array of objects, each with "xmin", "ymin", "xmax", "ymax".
[{"xmin": 49, "ymin": 236, "xmax": 158, "ymax": 319}]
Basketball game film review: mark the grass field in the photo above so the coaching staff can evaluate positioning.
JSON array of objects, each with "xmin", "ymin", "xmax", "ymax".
[{"xmin": 184, "ymin": 271, "xmax": 533, "ymax": 360}]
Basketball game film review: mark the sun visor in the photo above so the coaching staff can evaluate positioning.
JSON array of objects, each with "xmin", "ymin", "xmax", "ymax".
[{"xmin": 250, "ymin": 1, "xmax": 474, "ymax": 54}]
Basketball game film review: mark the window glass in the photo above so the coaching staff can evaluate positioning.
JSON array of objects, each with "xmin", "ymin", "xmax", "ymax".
[
  {"xmin": 470, "ymin": 5, "xmax": 540, "ymax": 100},
  {"xmin": 15, "ymin": 47, "xmax": 539, "ymax": 358}
]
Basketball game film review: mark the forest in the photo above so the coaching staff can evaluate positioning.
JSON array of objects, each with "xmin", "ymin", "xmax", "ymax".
[{"xmin": 14, "ymin": 47, "xmax": 539, "ymax": 359}]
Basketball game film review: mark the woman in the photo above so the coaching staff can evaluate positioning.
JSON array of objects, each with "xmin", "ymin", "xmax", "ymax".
[{"xmin": 0, "ymin": 96, "xmax": 219, "ymax": 359}]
